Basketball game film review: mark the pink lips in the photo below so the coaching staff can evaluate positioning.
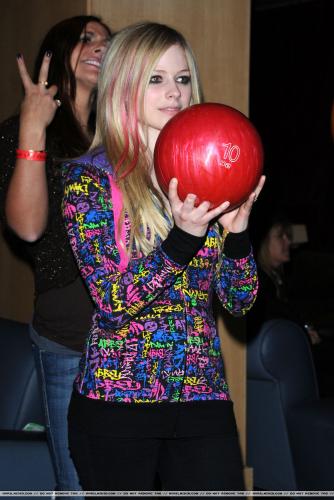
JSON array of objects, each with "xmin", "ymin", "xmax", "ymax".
[{"xmin": 159, "ymin": 107, "xmax": 181, "ymax": 116}]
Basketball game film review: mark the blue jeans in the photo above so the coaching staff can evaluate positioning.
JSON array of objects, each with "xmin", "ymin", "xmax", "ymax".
[{"xmin": 32, "ymin": 342, "xmax": 83, "ymax": 494}]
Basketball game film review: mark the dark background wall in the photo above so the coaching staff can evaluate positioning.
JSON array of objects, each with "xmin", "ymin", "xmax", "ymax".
[{"xmin": 249, "ymin": 0, "xmax": 334, "ymax": 251}]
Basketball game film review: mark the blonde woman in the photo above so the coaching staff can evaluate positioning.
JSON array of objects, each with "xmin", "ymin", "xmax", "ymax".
[{"xmin": 63, "ymin": 22, "xmax": 265, "ymax": 492}]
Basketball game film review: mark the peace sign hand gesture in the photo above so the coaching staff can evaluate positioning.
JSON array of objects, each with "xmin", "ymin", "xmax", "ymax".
[
  {"xmin": 17, "ymin": 51, "xmax": 61, "ymax": 134},
  {"xmin": 6, "ymin": 51, "xmax": 61, "ymax": 240}
]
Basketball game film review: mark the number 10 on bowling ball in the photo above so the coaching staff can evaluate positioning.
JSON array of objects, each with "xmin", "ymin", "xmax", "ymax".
[{"xmin": 154, "ymin": 102, "xmax": 264, "ymax": 210}]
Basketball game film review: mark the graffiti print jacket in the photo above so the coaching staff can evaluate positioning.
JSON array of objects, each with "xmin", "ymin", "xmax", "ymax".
[{"xmin": 62, "ymin": 150, "xmax": 258, "ymax": 403}]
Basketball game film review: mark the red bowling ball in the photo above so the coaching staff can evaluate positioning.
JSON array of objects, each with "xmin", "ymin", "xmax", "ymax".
[{"xmin": 154, "ymin": 102, "xmax": 264, "ymax": 210}]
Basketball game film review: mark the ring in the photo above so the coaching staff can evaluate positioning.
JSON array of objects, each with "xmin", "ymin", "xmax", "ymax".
[
  {"xmin": 39, "ymin": 80, "xmax": 48, "ymax": 87},
  {"xmin": 55, "ymin": 99, "xmax": 61, "ymax": 107}
]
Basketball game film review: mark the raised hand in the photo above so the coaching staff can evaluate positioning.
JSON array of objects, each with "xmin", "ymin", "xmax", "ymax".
[
  {"xmin": 218, "ymin": 175, "xmax": 266, "ymax": 233},
  {"xmin": 5, "ymin": 52, "xmax": 60, "ymax": 240},
  {"xmin": 168, "ymin": 178, "xmax": 230, "ymax": 237},
  {"xmin": 17, "ymin": 51, "xmax": 61, "ymax": 133}
]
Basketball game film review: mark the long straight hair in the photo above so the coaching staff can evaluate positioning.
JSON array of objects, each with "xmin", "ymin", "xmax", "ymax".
[
  {"xmin": 91, "ymin": 22, "xmax": 203, "ymax": 255},
  {"xmin": 33, "ymin": 15, "xmax": 112, "ymax": 158}
]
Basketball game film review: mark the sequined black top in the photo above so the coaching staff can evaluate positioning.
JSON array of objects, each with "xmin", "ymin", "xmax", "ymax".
[
  {"xmin": 0, "ymin": 115, "xmax": 82, "ymax": 292},
  {"xmin": 0, "ymin": 115, "xmax": 93, "ymax": 351}
]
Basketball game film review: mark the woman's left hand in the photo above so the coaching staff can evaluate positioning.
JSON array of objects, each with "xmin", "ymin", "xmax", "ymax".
[{"xmin": 218, "ymin": 175, "xmax": 266, "ymax": 233}]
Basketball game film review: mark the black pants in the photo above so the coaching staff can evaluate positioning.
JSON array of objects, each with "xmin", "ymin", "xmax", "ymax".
[
  {"xmin": 68, "ymin": 391, "xmax": 245, "ymax": 495},
  {"xmin": 69, "ymin": 430, "xmax": 244, "ymax": 492}
]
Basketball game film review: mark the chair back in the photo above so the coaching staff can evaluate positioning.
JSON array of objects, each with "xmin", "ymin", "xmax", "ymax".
[
  {"xmin": 247, "ymin": 319, "xmax": 319, "ymax": 490},
  {"xmin": 0, "ymin": 317, "xmax": 44, "ymax": 429}
]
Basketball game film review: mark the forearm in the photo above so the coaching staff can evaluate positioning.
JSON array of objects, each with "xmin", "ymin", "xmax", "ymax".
[
  {"xmin": 5, "ymin": 122, "xmax": 48, "ymax": 241},
  {"xmin": 215, "ymin": 230, "xmax": 258, "ymax": 315}
]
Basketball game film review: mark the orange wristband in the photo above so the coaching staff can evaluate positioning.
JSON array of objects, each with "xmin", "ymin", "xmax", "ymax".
[{"xmin": 16, "ymin": 149, "xmax": 47, "ymax": 161}]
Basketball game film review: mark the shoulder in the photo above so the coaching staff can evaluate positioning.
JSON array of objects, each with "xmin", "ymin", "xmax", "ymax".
[
  {"xmin": 62, "ymin": 147, "xmax": 115, "ymax": 185},
  {"xmin": 62, "ymin": 148, "xmax": 115, "ymax": 201},
  {"xmin": 63, "ymin": 148, "xmax": 114, "ymax": 184},
  {"xmin": 64, "ymin": 148, "xmax": 113, "ymax": 174}
]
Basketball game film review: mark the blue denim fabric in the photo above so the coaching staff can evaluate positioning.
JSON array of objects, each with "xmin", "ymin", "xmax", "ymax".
[{"xmin": 32, "ymin": 341, "xmax": 83, "ymax": 496}]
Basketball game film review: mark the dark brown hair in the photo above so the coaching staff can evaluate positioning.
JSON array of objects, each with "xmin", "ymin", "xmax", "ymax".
[{"xmin": 33, "ymin": 15, "xmax": 112, "ymax": 157}]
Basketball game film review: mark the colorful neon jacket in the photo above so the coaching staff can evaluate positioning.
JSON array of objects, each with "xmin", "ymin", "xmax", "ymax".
[{"xmin": 62, "ymin": 149, "xmax": 258, "ymax": 403}]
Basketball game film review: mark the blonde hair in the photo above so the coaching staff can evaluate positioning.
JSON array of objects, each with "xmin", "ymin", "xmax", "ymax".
[{"xmin": 91, "ymin": 22, "xmax": 203, "ymax": 255}]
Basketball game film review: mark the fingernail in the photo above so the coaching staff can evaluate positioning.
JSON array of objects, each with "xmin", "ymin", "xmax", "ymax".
[
  {"xmin": 16, "ymin": 53, "xmax": 22, "ymax": 59},
  {"xmin": 46, "ymin": 50, "xmax": 52, "ymax": 57}
]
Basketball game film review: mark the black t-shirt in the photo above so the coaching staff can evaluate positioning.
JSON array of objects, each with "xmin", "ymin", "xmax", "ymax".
[{"xmin": 0, "ymin": 115, "xmax": 94, "ymax": 351}]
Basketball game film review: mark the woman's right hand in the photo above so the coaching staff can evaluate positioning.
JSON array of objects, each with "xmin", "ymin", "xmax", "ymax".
[
  {"xmin": 168, "ymin": 178, "xmax": 230, "ymax": 237},
  {"xmin": 5, "ymin": 52, "xmax": 59, "ymax": 241},
  {"xmin": 17, "ymin": 52, "xmax": 60, "ymax": 133}
]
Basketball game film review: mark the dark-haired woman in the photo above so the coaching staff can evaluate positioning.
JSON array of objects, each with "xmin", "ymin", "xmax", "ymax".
[
  {"xmin": 0, "ymin": 16, "xmax": 112, "ymax": 493},
  {"xmin": 248, "ymin": 216, "xmax": 334, "ymax": 397}
]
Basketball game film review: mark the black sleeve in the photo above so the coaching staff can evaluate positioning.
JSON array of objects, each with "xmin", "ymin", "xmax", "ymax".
[
  {"xmin": 161, "ymin": 225, "xmax": 206, "ymax": 266},
  {"xmin": 223, "ymin": 230, "xmax": 251, "ymax": 259}
]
